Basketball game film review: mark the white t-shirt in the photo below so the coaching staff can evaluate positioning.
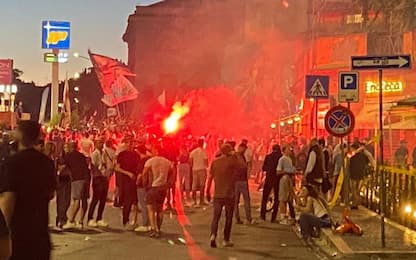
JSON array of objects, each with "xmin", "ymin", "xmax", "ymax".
[
  {"xmin": 277, "ymin": 155, "xmax": 295, "ymax": 174},
  {"xmin": 144, "ymin": 156, "xmax": 172, "ymax": 187},
  {"xmin": 190, "ymin": 147, "xmax": 208, "ymax": 171}
]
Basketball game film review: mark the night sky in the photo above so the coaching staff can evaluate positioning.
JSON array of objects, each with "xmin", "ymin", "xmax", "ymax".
[{"xmin": 1, "ymin": 0, "xmax": 163, "ymax": 84}]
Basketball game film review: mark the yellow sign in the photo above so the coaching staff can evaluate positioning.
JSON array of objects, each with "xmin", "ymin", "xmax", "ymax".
[
  {"xmin": 47, "ymin": 31, "xmax": 68, "ymax": 45},
  {"xmin": 365, "ymin": 80, "xmax": 403, "ymax": 94}
]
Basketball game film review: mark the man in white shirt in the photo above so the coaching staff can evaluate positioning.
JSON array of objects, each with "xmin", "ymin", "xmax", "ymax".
[
  {"xmin": 277, "ymin": 145, "xmax": 296, "ymax": 224},
  {"xmin": 87, "ymin": 139, "xmax": 109, "ymax": 228},
  {"xmin": 189, "ymin": 139, "xmax": 209, "ymax": 206},
  {"xmin": 143, "ymin": 145, "xmax": 172, "ymax": 238}
]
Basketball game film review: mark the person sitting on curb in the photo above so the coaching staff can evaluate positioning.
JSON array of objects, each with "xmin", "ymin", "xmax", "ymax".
[{"xmin": 294, "ymin": 184, "xmax": 334, "ymax": 242}]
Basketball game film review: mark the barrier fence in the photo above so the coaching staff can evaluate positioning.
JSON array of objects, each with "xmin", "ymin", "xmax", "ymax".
[{"xmin": 361, "ymin": 166, "xmax": 416, "ymax": 229}]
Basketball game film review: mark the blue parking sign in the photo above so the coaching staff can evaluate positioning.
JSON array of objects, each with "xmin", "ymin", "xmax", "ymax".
[
  {"xmin": 42, "ymin": 21, "xmax": 71, "ymax": 49},
  {"xmin": 338, "ymin": 71, "xmax": 359, "ymax": 103}
]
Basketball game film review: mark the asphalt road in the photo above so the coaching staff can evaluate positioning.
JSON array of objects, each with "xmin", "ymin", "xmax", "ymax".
[{"xmin": 50, "ymin": 184, "xmax": 322, "ymax": 260}]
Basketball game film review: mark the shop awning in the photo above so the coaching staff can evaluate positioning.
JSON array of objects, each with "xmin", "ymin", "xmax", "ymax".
[
  {"xmin": 396, "ymin": 97, "xmax": 416, "ymax": 107},
  {"xmin": 355, "ymin": 103, "xmax": 393, "ymax": 129},
  {"xmin": 386, "ymin": 118, "xmax": 416, "ymax": 129}
]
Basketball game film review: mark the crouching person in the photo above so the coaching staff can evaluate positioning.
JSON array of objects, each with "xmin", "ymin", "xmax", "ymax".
[{"xmin": 295, "ymin": 184, "xmax": 332, "ymax": 241}]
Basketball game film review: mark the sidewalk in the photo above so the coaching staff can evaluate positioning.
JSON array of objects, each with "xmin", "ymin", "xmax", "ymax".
[{"xmin": 320, "ymin": 206, "xmax": 416, "ymax": 258}]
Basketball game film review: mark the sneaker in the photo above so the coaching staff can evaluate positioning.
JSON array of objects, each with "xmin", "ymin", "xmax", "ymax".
[
  {"xmin": 248, "ymin": 219, "xmax": 258, "ymax": 225},
  {"xmin": 134, "ymin": 226, "xmax": 150, "ymax": 232},
  {"xmin": 87, "ymin": 220, "xmax": 98, "ymax": 228},
  {"xmin": 96, "ymin": 220, "xmax": 109, "ymax": 228},
  {"xmin": 279, "ymin": 218, "xmax": 291, "ymax": 225},
  {"xmin": 62, "ymin": 222, "xmax": 75, "ymax": 230},
  {"xmin": 222, "ymin": 240, "xmax": 234, "ymax": 247},
  {"xmin": 76, "ymin": 222, "xmax": 84, "ymax": 229},
  {"xmin": 125, "ymin": 223, "xmax": 137, "ymax": 231}
]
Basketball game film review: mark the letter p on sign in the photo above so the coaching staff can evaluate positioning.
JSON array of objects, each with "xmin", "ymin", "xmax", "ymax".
[{"xmin": 340, "ymin": 73, "xmax": 358, "ymax": 89}]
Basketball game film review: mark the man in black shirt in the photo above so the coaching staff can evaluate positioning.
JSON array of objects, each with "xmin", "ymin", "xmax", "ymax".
[
  {"xmin": 260, "ymin": 144, "xmax": 282, "ymax": 222},
  {"xmin": 0, "ymin": 121, "xmax": 56, "ymax": 260},
  {"xmin": 349, "ymin": 143, "xmax": 370, "ymax": 209},
  {"xmin": 63, "ymin": 142, "xmax": 91, "ymax": 229},
  {"xmin": 115, "ymin": 139, "xmax": 140, "ymax": 230}
]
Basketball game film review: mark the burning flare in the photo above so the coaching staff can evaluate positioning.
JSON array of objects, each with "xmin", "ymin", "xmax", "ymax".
[{"xmin": 163, "ymin": 102, "xmax": 190, "ymax": 134}]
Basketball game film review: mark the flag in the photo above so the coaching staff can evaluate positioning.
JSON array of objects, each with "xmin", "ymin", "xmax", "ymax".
[
  {"xmin": 38, "ymin": 87, "xmax": 50, "ymax": 124},
  {"xmin": 88, "ymin": 50, "xmax": 138, "ymax": 106},
  {"xmin": 60, "ymin": 77, "xmax": 71, "ymax": 128},
  {"xmin": 158, "ymin": 90, "xmax": 166, "ymax": 107}
]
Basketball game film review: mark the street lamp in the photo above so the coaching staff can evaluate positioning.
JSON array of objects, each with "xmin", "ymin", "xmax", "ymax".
[
  {"xmin": 74, "ymin": 86, "xmax": 80, "ymax": 92},
  {"xmin": 73, "ymin": 52, "xmax": 90, "ymax": 61}
]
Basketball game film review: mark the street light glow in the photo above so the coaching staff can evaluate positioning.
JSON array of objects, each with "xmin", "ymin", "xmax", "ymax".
[
  {"xmin": 74, "ymin": 86, "xmax": 80, "ymax": 92},
  {"xmin": 74, "ymin": 72, "xmax": 80, "ymax": 79},
  {"xmin": 73, "ymin": 52, "xmax": 80, "ymax": 58},
  {"xmin": 74, "ymin": 97, "xmax": 79, "ymax": 103},
  {"xmin": 405, "ymin": 204, "xmax": 412, "ymax": 214}
]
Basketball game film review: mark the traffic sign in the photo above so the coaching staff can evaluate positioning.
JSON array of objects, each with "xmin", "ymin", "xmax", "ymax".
[
  {"xmin": 44, "ymin": 52, "xmax": 68, "ymax": 63},
  {"xmin": 324, "ymin": 105, "xmax": 355, "ymax": 137},
  {"xmin": 42, "ymin": 21, "xmax": 71, "ymax": 49},
  {"xmin": 339, "ymin": 71, "xmax": 359, "ymax": 103},
  {"xmin": 351, "ymin": 55, "xmax": 411, "ymax": 70},
  {"xmin": 305, "ymin": 75, "xmax": 329, "ymax": 99}
]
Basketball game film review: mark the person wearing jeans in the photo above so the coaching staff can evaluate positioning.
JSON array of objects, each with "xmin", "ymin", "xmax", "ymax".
[
  {"xmin": 207, "ymin": 144, "xmax": 246, "ymax": 248},
  {"xmin": 135, "ymin": 144, "xmax": 151, "ymax": 232},
  {"xmin": 87, "ymin": 139, "xmax": 109, "ymax": 228},
  {"xmin": 234, "ymin": 143, "xmax": 253, "ymax": 224},
  {"xmin": 295, "ymin": 185, "xmax": 332, "ymax": 241}
]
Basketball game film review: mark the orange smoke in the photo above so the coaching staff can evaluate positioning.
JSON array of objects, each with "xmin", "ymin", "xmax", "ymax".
[{"xmin": 163, "ymin": 102, "xmax": 190, "ymax": 134}]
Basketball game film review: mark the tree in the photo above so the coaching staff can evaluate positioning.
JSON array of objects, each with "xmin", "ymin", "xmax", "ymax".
[{"xmin": 356, "ymin": 0, "xmax": 414, "ymax": 33}]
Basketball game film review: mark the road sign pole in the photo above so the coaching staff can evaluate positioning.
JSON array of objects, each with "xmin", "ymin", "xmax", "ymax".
[
  {"xmin": 378, "ymin": 69, "xmax": 385, "ymax": 248},
  {"xmin": 315, "ymin": 99, "xmax": 318, "ymax": 137},
  {"xmin": 347, "ymin": 102, "xmax": 352, "ymax": 147},
  {"xmin": 51, "ymin": 48, "xmax": 59, "ymax": 120}
]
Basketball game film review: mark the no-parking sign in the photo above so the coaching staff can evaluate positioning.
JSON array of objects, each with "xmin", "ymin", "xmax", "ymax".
[{"xmin": 324, "ymin": 105, "xmax": 355, "ymax": 137}]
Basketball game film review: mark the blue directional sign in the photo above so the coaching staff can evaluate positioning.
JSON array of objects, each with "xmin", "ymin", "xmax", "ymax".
[
  {"xmin": 42, "ymin": 21, "xmax": 71, "ymax": 49},
  {"xmin": 339, "ymin": 71, "xmax": 359, "ymax": 103},
  {"xmin": 324, "ymin": 105, "xmax": 355, "ymax": 137},
  {"xmin": 305, "ymin": 75, "xmax": 329, "ymax": 99},
  {"xmin": 351, "ymin": 55, "xmax": 411, "ymax": 70}
]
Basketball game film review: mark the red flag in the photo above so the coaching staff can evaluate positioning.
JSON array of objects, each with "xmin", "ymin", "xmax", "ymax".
[{"xmin": 88, "ymin": 50, "xmax": 138, "ymax": 106}]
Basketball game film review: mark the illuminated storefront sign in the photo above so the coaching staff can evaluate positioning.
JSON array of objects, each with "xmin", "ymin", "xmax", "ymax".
[{"xmin": 365, "ymin": 80, "xmax": 403, "ymax": 94}]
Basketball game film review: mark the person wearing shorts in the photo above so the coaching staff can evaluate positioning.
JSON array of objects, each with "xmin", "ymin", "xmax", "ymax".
[
  {"xmin": 190, "ymin": 139, "xmax": 208, "ymax": 206},
  {"xmin": 277, "ymin": 145, "xmax": 296, "ymax": 225},
  {"xmin": 63, "ymin": 142, "xmax": 91, "ymax": 229},
  {"xmin": 143, "ymin": 145, "xmax": 172, "ymax": 238}
]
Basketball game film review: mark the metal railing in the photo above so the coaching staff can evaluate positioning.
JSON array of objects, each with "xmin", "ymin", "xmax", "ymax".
[{"xmin": 361, "ymin": 166, "xmax": 416, "ymax": 229}]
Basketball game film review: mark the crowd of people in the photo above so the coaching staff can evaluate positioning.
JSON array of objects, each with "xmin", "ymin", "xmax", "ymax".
[{"xmin": 0, "ymin": 120, "xmax": 379, "ymax": 259}]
